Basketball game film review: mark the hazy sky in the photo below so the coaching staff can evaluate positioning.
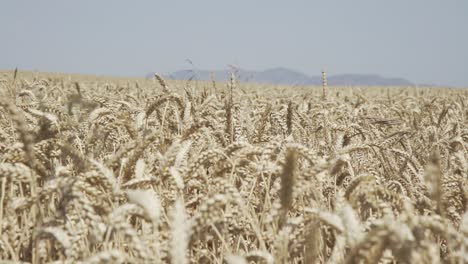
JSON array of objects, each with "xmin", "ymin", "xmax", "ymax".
[{"xmin": 1, "ymin": 0, "xmax": 467, "ymax": 87}]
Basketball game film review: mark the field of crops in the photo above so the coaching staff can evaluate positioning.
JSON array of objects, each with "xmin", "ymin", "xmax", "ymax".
[{"xmin": 0, "ymin": 71, "xmax": 466, "ymax": 263}]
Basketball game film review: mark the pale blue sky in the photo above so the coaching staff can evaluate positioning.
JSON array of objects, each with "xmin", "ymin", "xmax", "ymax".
[{"xmin": 1, "ymin": 0, "xmax": 467, "ymax": 86}]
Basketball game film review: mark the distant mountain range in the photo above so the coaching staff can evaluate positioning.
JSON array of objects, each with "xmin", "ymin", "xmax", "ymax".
[{"xmin": 153, "ymin": 67, "xmax": 414, "ymax": 86}]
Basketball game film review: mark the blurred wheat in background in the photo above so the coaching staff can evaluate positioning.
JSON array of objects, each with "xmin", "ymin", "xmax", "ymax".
[{"xmin": 0, "ymin": 70, "xmax": 466, "ymax": 263}]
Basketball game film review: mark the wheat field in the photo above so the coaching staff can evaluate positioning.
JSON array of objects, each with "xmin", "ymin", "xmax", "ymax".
[{"xmin": 0, "ymin": 70, "xmax": 466, "ymax": 263}]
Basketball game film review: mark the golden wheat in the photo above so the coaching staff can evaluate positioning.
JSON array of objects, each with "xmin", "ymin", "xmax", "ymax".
[{"xmin": 0, "ymin": 70, "xmax": 466, "ymax": 263}]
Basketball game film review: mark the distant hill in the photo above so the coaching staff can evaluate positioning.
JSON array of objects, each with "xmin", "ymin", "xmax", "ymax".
[
  {"xmin": 159, "ymin": 67, "xmax": 414, "ymax": 86},
  {"xmin": 328, "ymin": 74, "xmax": 413, "ymax": 86}
]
